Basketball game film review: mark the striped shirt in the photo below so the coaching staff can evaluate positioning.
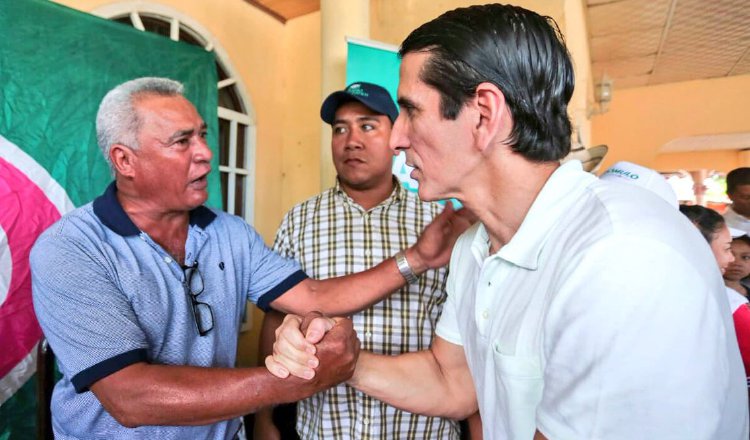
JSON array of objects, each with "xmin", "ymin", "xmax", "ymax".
[{"xmin": 273, "ymin": 179, "xmax": 460, "ymax": 440}]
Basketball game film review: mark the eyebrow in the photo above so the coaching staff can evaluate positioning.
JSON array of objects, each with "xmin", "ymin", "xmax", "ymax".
[
  {"xmin": 397, "ymin": 97, "xmax": 418, "ymax": 112},
  {"xmin": 332, "ymin": 115, "xmax": 382, "ymax": 125},
  {"xmin": 166, "ymin": 123, "xmax": 207, "ymax": 143}
]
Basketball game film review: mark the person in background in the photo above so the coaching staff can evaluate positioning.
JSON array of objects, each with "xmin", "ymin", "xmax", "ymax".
[
  {"xmin": 680, "ymin": 205, "xmax": 737, "ymax": 274},
  {"xmin": 602, "ymin": 163, "xmax": 750, "ymax": 426},
  {"xmin": 268, "ymin": 5, "xmax": 748, "ymax": 439},
  {"xmin": 724, "ymin": 167, "xmax": 750, "ymax": 234},
  {"xmin": 254, "ymin": 82, "xmax": 466, "ymax": 439},
  {"xmin": 726, "ymin": 235, "xmax": 750, "ymax": 298},
  {"xmin": 680, "ymin": 204, "xmax": 750, "ymax": 414},
  {"xmin": 599, "ymin": 161, "xmax": 678, "ymax": 209}
]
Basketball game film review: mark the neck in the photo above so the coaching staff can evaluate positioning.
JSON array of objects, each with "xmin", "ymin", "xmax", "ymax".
[
  {"xmin": 726, "ymin": 279, "xmax": 747, "ymax": 296},
  {"xmin": 459, "ymin": 150, "xmax": 559, "ymax": 254},
  {"xmin": 731, "ymin": 206, "xmax": 750, "ymax": 219},
  {"xmin": 116, "ymin": 180, "xmax": 190, "ymax": 264},
  {"xmin": 340, "ymin": 177, "xmax": 396, "ymax": 211}
]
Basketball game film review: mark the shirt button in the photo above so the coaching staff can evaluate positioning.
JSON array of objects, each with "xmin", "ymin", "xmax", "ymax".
[
  {"xmin": 365, "ymin": 331, "xmax": 372, "ymax": 339},
  {"xmin": 364, "ymin": 249, "xmax": 371, "ymax": 257},
  {"xmin": 482, "ymin": 310, "xmax": 489, "ymax": 319},
  {"xmin": 363, "ymin": 418, "xmax": 370, "ymax": 425},
  {"xmin": 164, "ymin": 256, "xmax": 172, "ymax": 264}
]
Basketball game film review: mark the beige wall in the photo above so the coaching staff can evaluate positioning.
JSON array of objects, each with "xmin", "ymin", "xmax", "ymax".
[{"xmin": 592, "ymin": 73, "xmax": 750, "ymax": 174}]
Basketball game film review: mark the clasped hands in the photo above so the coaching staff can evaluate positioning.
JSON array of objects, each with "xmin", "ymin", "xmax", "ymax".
[
  {"xmin": 266, "ymin": 312, "xmax": 359, "ymax": 386},
  {"xmin": 265, "ymin": 204, "xmax": 475, "ymax": 383}
]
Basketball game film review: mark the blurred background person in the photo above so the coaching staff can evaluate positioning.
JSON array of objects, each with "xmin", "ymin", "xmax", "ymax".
[
  {"xmin": 724, "ymin": 168, "xmax": 750, "ymax": 235},
  {"xmin": 600, "ymin": 164, "xmax": 750, "ymax": 411},
  {"xmin": 680, "ymin": 204, "xmax": 750, "ymax": 407},
  {"xmin": 680, "ymin": 205, "xmax": 736, "ymax": 275},
  {"xmin": 725, "ymin": 235, "xmax": 750, "ymax": 298}
]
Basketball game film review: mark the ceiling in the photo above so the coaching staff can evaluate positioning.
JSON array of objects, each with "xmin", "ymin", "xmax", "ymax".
[
  {"xmin": 243, "ymin": 0, "xmax": 318, "ymax": 23},
  {"xmin": 248, "ymin": 0, "xmax": 750, "ymax": 91},
  {"xmin": 588, "ymin": 0, "xmax": 750, "ymax": 89}
]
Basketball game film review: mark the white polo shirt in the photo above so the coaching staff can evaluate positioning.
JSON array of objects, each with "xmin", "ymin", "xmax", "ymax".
[
  {"xmin": 436, "ymin": 161, "xmax": 748, "ymax": 440},
  {"xmin": 724, "ymin": 206, "xmax": 750, "ymax": 235}
]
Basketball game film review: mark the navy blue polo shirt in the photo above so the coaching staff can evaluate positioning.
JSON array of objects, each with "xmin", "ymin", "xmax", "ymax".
[{"xmin": 30, "ymin": 182, "xmax": 306, "ymax": 439}]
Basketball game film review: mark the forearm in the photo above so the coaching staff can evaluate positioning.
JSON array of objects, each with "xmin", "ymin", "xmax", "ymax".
[
  {"xmin": 91, "ymin": 363, "xmax": 319, "ymax": 428},
  {"xmin": 270, "ymin": 204, "xmax": 476, "ymax": 316},
  {"xmin": 273, "ymin": 249, "xmax": 419, "ymax": 316},
  {"xmin": 348, "ymin": 350, "xmax": 476, "ymax": 419}
]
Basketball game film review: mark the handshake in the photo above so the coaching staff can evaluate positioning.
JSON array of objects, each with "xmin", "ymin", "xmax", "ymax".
[{"xmin": 265, "ymin": 312, "xmax": 360, "ymax": 393}]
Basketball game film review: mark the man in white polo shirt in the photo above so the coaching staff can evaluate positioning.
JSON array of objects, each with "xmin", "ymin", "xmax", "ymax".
[
  {"xmin": 267, "ymin": 4, "xmax": 748, "ymax": 440},
  {"xmin": 724, "ymin": 167, "xmax": 750, "ymax": 234}
]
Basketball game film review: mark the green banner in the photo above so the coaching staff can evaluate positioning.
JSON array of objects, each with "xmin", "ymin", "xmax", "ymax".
[{"xmin": 0, "ymin": 1, "xmax": 218, "ymax": 438}]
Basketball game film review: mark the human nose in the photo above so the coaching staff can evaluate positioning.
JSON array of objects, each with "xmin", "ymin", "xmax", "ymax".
[
  {"xmin": 345, "ymin": 128, "xmax": 364, "ymax": 150},
  {"xmin": 194, "ymin": 136, "xmax": 213, "ymax": 162},
  {"xmin": 389, "ymin": 114, "xmax": 408, "ymax": 154}
]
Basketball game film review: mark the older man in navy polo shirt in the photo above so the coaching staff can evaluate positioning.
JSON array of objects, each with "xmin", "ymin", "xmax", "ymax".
[{"xmin": 29, "ymin": 77, "xmax": 470, "ymax": 439}]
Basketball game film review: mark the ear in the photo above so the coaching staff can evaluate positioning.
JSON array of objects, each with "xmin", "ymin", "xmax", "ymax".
[
  {"xmin": 110, "ymin": 144, "xmax": 137, "ymax": 178},
  {"xmin": 473, "ymin": 82, "xmax": 508, "ymax": 153}
]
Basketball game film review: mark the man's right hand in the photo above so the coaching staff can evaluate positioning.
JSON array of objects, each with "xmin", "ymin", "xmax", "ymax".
[{"xmin": 266, "ymin": 313, "xmax": 359, "ymax": 385}]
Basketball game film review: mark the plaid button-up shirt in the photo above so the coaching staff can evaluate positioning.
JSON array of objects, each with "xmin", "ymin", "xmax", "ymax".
[{"xmin": 273, "ymin": 179, "xmax": 461, "ymax": 440}]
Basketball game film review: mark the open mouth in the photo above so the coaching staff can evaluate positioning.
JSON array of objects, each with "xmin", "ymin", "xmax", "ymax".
[{"xmin": 189, "ymin": 170, "xmax": 211, "ymax": 187}]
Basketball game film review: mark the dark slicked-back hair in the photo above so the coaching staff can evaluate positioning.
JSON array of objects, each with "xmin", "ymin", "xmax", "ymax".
[
  {"xmin": 727, "ymin": 168, "xmax": 750, "ymax": 195},
  {"xmin": 399, "ymin": 3, "xmax": 575, "ymax": 162},
  {"xmin": 679, "ymin": 204, "xmax": 727, "ymax": 244}
]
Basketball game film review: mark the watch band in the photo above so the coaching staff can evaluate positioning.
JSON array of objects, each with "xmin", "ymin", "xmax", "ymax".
[{"xmin": 395, "ymin": 251, "xmax": 419, "ymax": 284}]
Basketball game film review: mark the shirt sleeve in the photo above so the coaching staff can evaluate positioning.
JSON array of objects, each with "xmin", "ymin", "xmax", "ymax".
[
  {"xmin": 30, "ymin": 233, "xmax": 148, "ymax": 393},
  {"xmin": 243, "ymin": 221, "xmax": 307, "ymax": 311},
  {"xmin": 435, "ymin": 229, "xmax": 475, "ymax": 346},
  {"xmin": 536, "ymin": 235, "xmax": 743, "ymax": 440},
  {"xmin": 272, "ymin": 210, "xmax": 294, "ymax": 257}
]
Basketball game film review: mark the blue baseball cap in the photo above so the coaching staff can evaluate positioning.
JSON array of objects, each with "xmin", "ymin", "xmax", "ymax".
[{"xmin": 320, "ymin": 82, "xmax": 399, "ymax": 124}]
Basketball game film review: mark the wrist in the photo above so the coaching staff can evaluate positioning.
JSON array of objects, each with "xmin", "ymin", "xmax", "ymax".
[{"xmin": 399, "ymin": 248, "xmax": 426, "ymax": 281}]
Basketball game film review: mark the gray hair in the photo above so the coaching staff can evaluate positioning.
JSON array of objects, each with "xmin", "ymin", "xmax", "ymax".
[{"xmin": 96, "ymin": 77, "xmax": 184, "ymax": 173}]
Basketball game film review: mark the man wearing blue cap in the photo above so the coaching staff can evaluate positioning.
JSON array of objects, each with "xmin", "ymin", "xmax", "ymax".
[{"xmin": 255, "ymin": 82, "xmax": 461, "ymax": 439}]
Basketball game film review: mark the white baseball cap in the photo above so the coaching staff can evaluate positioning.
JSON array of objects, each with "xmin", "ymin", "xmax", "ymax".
[{"xmin": 600, "ymin": 161, "xmax": 678, "ymax": 209}]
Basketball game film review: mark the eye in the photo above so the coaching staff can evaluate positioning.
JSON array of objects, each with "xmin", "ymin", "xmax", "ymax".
[
  {"xmin": 333, "ymin": 126, "xmax": 347, "ymax": 135},
  {"xmin": 400, "ymin": 102, "xmax": 417, "ymax": 118},
  {"xmin": 199, "ymin": 131, "xmax": 208, "ymax": 139},
  {"xmin": 361, "ymin": 124, "xmax": 375, "ymax": 132}
]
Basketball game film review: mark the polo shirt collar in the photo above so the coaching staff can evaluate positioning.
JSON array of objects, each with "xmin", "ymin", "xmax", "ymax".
[
  {"xmin": 493, "ymin": 160, "xmax": 594, "ymax": 270},
  {"xmin": 93, "ymin": 182, "xmax": 217, "ymax": 237}
]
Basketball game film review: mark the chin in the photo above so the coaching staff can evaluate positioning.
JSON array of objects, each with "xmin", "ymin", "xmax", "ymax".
[
  {"xmin": 416, "ymin": 185, "xmax": 440, "ymax": 202},
  {"xmin": 188, "ymin": 192, "xmax": 209, "ymax": 208}
]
